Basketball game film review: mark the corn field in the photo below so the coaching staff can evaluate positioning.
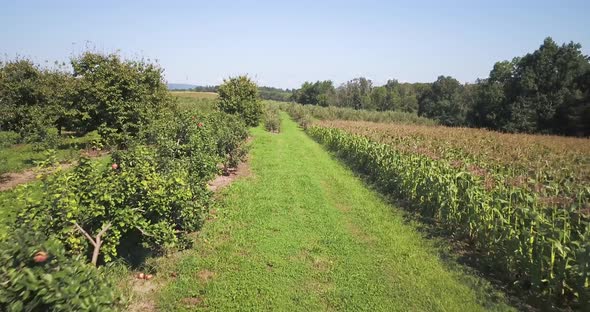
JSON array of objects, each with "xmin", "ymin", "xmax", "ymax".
[{"xmin": 307, "ymin": 121, "xmax": 590, "ymax": 306}]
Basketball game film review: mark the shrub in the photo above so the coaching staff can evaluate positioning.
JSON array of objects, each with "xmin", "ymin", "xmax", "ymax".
[
  {"xmin": 283, "ymin": 102, "xmax": 437, "ymax": 126},
  {"xmin": 31, "ymin": 128, "xmax": 61, "ymax": 152},
  {"xmin": 0, "ymin": 131, "xmax": 20, "ymax": 148},
  {"xmin": 142, "ymin": 109, "xmax": 248, "ymax": 172},
  {"xmin": 17, "ymin": 151, "xmax": 208, "ymax": 264},
  {"xmin": 263, "ymin": 104, "xmax": 281, "ymax": 133},
  {"xmin": 85, "ymin": 130, "xmax": 104, "ymax": 151},
  {"xmin": 284, "ymin": 104, "xmax": 313, "ymax": 129},
  {"xmin": 0, "ymin": 229, "xmax": 122, "ymax": 311},
  {"xmin": 16, "ymin": 108, "xmax": 249, "ymax": 265},
  {"xmin": 142, "ymin": 109, "xmax": 221, "ymax": 182},
  {"xmin": 217, "ymin": 76, "xmax": 262, "ymax": 127},
  {"xmin": 70, "ymin": 52, "xmax": 173, "ymax": 147},
  {"xmin": 206, "ymin": 112, "xmax": 249, "ymax": 168}
]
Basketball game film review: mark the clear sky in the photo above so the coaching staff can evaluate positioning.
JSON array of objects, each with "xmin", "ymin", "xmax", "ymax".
[{"xmin": 1, "ymin": 0, "xmax": 589, "ymax": 89}]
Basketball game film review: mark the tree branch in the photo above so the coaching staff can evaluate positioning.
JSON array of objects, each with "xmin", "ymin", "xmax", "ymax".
[
  {"xmin": 97, "ymin": 222, "xmax": 112, "ymax": 238},
  {"xmin": 73, "ymin": 221, "xmax": 97, "ymax": 247},
  {"xmin": 135, "ymin": 226, "xmax": 155, "ymax": 237},
  {"xmin": 72, "ymin": 222, "xmax": 113, "ymax": 266}
]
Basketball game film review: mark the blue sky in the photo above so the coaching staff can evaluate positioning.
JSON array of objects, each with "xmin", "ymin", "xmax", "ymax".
[{"xmin": 1, "ymin": 0, "xmax": 589, "ymax": 89}]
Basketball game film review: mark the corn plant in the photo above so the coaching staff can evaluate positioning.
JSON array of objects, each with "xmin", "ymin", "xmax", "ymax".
[{"xmin": 307, "ymin": 124, "xmax": 590, "ymax": 307}]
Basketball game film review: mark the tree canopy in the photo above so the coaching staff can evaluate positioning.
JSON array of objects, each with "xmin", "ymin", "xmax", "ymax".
[{"xmin": 289, "ymin": 37, "xmax": 590, "ymax": 136}]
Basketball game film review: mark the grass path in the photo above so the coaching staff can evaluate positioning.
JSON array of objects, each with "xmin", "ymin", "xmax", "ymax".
[{"xmin": 157, "ymin": 114, "xmax": 513, "ymax": 311}]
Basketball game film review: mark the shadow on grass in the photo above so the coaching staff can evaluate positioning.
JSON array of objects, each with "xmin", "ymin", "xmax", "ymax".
[
  {"xmin": 110, "ymin": 230, "xmax": 195, "ymax": 272},
  {"xmin": 114, "ymin": 233, "xmax": 154, "ymax": 269}
]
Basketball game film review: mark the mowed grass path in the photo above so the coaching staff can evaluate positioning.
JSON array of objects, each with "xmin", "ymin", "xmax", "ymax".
[{"xmin": 157, "ymin": 114, "xmax": 513, "ymax": 311}]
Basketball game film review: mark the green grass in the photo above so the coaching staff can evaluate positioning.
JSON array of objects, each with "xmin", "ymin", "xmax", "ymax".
[
  {"xmin": 0, "ymin": 133, "xmax": 97, "ymax": 174},
  {"xmin": 155, "ymin": 114, "xmax": 514, "ymax": 311}
]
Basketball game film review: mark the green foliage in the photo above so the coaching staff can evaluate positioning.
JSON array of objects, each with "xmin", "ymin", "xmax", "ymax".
[
  {"xmin": 1, "ymin": 50, "xmax": 250, "ymax": 310},
  {"xmin": 0, "ymin": 59, "xmax": 72, "ymax": 141},
  {"xmin": 157, "ymin": 117, "xmax": 514, "ymax": 311},
  {"xmin": 470, "ymin": 37, "xmax": 590, "ymax": 135},
  {"xmin": 14, "ymin": 107, "xmax": 248, "ymax": 264},
  {"xmin": 337, "ymin": 77, "xmax": 373, "ymax": 109},
  {"xmin": 0, "ymin": 52, "xmax": 174, "ymax": 146},
  {"xmin": 142, "ymin": 109, "xmax": 248, "ymax": 173},
  {"xmin": 0, "ymin": 158, "xmax": 7, "ymax": 176},
  {"xmin": 0, "ymin": 229, "xmax": 122, "ymax": 311},
  {"xmin": 308, "ymin": 124, "xmax": 590, "ymax": 307},
  {"xmin": 282, "ymin": 103, "xmax": 313, "ymax": 129},
  {"xmin": 0, "ymin": 131, "xmax": 20, "ymax": 148},
  {"xmin": 217, "ymin": 76, "xmax": 262, "ymax": 127},
  {"xmin": 283, "ymin": 102, "xmax": 437, "ymax": 126},
  {"xmin": 369, "ymin": 86, "xmax": 389, "ymax": 111},
  {"xmin": 0, "ymin": 132, "xmax": 94, "ymax": 175},
  {"xmin": 174, "ymin": 85, "xmax": 291, "ymax": 102},
  {"xmin": 31, "ymin": 128, "xmax": 61, "ymax": 152},
  {"xmin": 174, "ymin": 96, "xmax": 217, "ymax": 113},
  {"xmin": 419, "ymin": 76, "xmax": 467, "ymax": 126},
  {"xmin": 206, "ymin": 112, "xmax": 249, "ymax": 168},
  {"xmin": 288, "ymin": 38, "xmax": 590, "ymax": 136},
  {"xmin": 292, "ymin": 78, "xmax": 428, "ymax": 114},
  {"xmin": 263, "ymin": 104, "xmax": 281, "ymax": 133},
  {"xmin": 291, "ymin": 80, "xmax": 336, "ymax": 106},
  {"xmin": 191, "ymin": 85, "xmax": 218, "ymax": 92},
  {"xmin": 258, "ymin": 86, "xmax": 292, "ymax": 102},
  {"xmin": 17, "ymin": 149, "xmax": 207, "ymax": 263},
  {"xmin": 71, "ymin": 52, "xmax": 173, "ymax": 146},
  {"xmin": 86, "ymin": 130, "xmax": 104, "ymax": 151}
]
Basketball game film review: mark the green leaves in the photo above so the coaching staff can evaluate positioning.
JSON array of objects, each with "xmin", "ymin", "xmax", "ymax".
[
  {"xmin": 14, "ymin": 107, "xmax": 248, "ymax": 266},
  {"xmin": 263, "ymin": 103, "xmax": 281, "ymax": 133},
  {"xmin": 0, "ymin": 230, "xmax": 122, "ymax": 311},
  {"xmin": 307, "ymin": 124, "xmax": 590, "ymax": 306},
  {"xmin": 0, "ymin": 52, "xmax": 173, "ymax": 148},
  {"xmin": 217, "ymin": 76, "xmax": 262, "ymax": 127}
]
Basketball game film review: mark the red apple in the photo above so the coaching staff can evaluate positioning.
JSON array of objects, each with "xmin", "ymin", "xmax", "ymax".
[
  {"xmin": 33, "ymin": 251, "xmax": 48, "ymax": 263},
  {"xmin": 197, "ymin": 122, "xmax": 203, "ymax": 128},
  {"xmin": 111, "ymin": 163, "xmax": 119, "ymax": 170}
]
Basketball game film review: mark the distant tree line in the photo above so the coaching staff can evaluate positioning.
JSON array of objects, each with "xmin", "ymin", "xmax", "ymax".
[
  {"xmin": 258, "ymin": 86, "xmax": 293, "ymax": 102},
  {"xmin": 192, "ymin": 85, "xmax": 219, "ymax": 92},
  {"xmin": 188, "ymin": 85, "xmax": 292, "ymax": 102},
  {"xmin": 291, "ymin": 37, "xmax": 590, "ymax": 136}
]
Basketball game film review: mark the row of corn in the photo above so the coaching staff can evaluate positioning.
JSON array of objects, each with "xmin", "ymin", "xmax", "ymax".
[{"xmin": 307, "ymin": 125, "xmax": 590, "ymax": 306}]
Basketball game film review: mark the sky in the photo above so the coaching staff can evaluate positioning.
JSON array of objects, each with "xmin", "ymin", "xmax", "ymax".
[{"xmin": 1, "ymin": 0, "xmax": 589, "ymax": 89}]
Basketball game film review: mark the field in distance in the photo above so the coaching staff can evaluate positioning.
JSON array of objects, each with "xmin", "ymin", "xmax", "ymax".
[
  {"xmin": 170, "ymin": 91, "xmax": 218, "ymax": 99},
  {"xmin": 170, "ymin": 91, "xmax": 218, "ymax": 112}
]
